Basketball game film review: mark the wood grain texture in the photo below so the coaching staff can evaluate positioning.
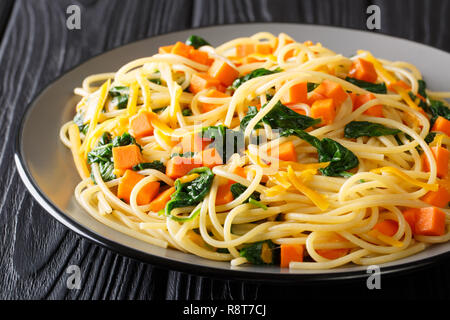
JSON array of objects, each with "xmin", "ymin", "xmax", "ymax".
[{"xmin": 0, "ymin": 0, "xmax": 450, "ymax": 300}]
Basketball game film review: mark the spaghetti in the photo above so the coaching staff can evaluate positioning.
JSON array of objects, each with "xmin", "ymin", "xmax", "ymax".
[{"xmin": 60, "ymin": 32, "xmax": 450, "ymax": 269}]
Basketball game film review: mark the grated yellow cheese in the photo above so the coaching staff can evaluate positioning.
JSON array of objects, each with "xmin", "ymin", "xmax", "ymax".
[
  {"xmin": 149, "ymin": 112, "xmax": 174, "ymax": 136},
  {"xmin": 287, "ymin": 166, "xmax": 329, "ymax": 211},
  {"xmin": 126, "ymin": 81, "xmax": 140, "ymax": 116},
  {"xmin": 265, "ymin": 185, "xmax": 288, "ymax": 197},
  {"xmin": 269, "ymin": 172, "xmax": 291, "ymax": 189},
  {"xmin": 169, "ymin": 82, "xmax": 183, "ymax": 128},
  {"xmin": 394, "ymin": 86, "xmax": 422, "ymax": 112},
  {"xmin": 430, "ymin": 133, "xmax": 445, "ymax": 148},
  {"xmin": 154, "ymin": 128, "xmax": 179, "ymax": 148},
  {"xmin": 249, "ymin": 53, "xmax": 277, "ymax": 62},
  {"xmin": 368, "ymin": 230, "xmax": 404, "ymax": 248},
  {"xmin": 279, "ymin": 161, "xmax": 329, "ymax": 171},
  {"xmin": 371, "ymin": 166, "xmax": 438, "ymax": 191},
  {"xmin": 245, "ymin": 150, "xmax": 269, "ymax": 167},
  {"xmin": 178, "ymin": 173, "xmax": 200, "ymax": 184}
]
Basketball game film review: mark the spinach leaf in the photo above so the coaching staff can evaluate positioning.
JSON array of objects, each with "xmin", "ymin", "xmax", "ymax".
[
  {"xmin": 73, "ymin": 112, "xmax": 89, "ymax": 135},
  {"xmin": 241, "ymin": 101, "xmax": 320, "ymax": 132},
  {"xmin": 112, "ymin": 132, "xmax": 141, "ymax": 149},
  {"xmin": 152, "ymin": 106, "xmax": 168, "ymax": 113},
  {"xmin": 281, "ymin": 129, "xmax": 359, "ymax": 177},
  {"xmin": 239, "ymin": 240, "xmax": 278, "ymax": 265},
  {"xmin": 345, "ymin": 77, "xmax": 387, "ymax": 94},
  {"xmin": 164, "ymin": 167, "xmax": 214, "ymax": 221},
  {"xmin": 87, "ymin": 132, "xmax": 113, "ymax": 164},
  {"xmin": 88, "ymin": 132, "xmax": 115, "ymax": 182},
  {"xmin": 317, "ymin": 138, "xmax": 359, "ymax": 177},
  {"xmin": 230, "ymin": 183, "xmax": 261, "ymax": 203},
  {"xmin": 414, "ymin": 131, "xmax": 438, "ymax": 154},
  {"xmin": 240, "ymin": 106, "xmax": 264, "ymax": 131},
  {"xmin": 170, "ymin": 151, "xmax": 196, "ymax": 158},
  {"xmin": 263, "ymin": 101, "xmax": 321, "ymax": 131},
  {"xmin": 307, "ymin": 82, "xmax": 319, "ymax": 92},
  {"xmin": 109, "ymin": 86, "xmax": 129, "ymax": 96},
  {"xmin": 87, "ymin": 132, "xmax": 141, "ymax": 182},
  {"xmin": 231, "ymin": 68, "xmax": 282, "ymax": 90},
  {"xmin": 344, "ymin": 121, "xmax": 401, "ymax": 138},
  {"xmin": 185, "ymin": 35, "xmax": 210, "ymax": 49},
  {"xmin": 280, "ymin": 128, "xmax": 321, "ymax": 149},
  {"xmin": 149, "ymin": 78, "xmax": 162, "ymax": 85},
  {"xmin": 409, "ymin": 92, "xmax": 429, "ymax": 113},
  {"xmin": 417, "ymin": 79, "xmax": 428, "ymax": 99},
  {"xmin": 202, "ymin": 125, "xmax": 244, "ymax": 162},
  {"xmin": 429, "ymin": 99, "xmax": 450, "ymax": 126},
  {"xmin": 97, "ymin": 161, "xmax": 116, "ymax": 182},
  {"xmin": 202, "ymin": 125, "xmax": 227, "ymax": 141},
  {"xmin": 248, "ymin": 198, "xmax": 268, "ymax": 210},
  {"xmin": 408, "ymin": 80, "xmax": 429, "ymax": 112},
  {"xmin": 394, "ymin": 134, "xmax": 404, "ymax": 146},
  {"xmin": 132, "ymin": 161, "xmax": 166, "ymax": 173},
  {"xmin": 424, "ymin": 132, "xmax": 437, "ymax": 144},
  {"xmin": 182, "ymin": 108, "xmax": 193, "ymax": 116},
  {"xmin": 109, "ymin": 86, "xmax": 129, "ymax": 109}
]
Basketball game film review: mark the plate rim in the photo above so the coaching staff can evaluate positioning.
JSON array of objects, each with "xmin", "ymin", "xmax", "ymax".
[{"xmin": 13, "ymin": 22, "xmax": 450, "ymax": 283}]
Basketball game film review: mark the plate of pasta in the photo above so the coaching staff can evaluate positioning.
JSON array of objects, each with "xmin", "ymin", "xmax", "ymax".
[{"xmin": 15, "ymin": 23, "xmax": 450, "ymax": 281}]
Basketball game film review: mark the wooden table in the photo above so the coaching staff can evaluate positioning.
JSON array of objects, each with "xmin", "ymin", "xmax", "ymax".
[{"xmin": 1, "ymin": 0, "xmax": 449, "ymax": 300}]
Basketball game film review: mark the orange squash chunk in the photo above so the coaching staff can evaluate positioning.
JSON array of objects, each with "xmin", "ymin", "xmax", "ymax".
[
  {"xmin": 236, "ymin": 44, "xmax": 256, "ymax": 57},
  {"xmin": 149, "ymin": 187, "xmax": 176, "ymax": 212},
  {"xmin": 281, "ymin": 82, "xmax": 308, "ymax": 105},
  {"xmin": 432, "ymin": 116, "xmax": 450, "ymax": 137},
  {"xmin": 421, "ymin": 185, "xmax": 450, "ymax": 208},
  {"xmin": 180, "ymin": 133, "xmax": 211, "ymax": 153},
  {"xmin": 271, "ymin": 141, "xmax": 297, "ymax": 162},
  {"xmin": 165, "ymin": 156, "xmax": 202, "ymax": 179},
  {"xmin": 352, "ymin": 93, "xmax": 384, "ymax": 117},
  {"xmin": 188, "ymin": 49, "xmax": 213, "ymax": 66},
  {"xmin": 311, "ymin": 98, "xmax": 336, "ymax": 125},
  {"xmin": 215, "ymin": 182, "xmax": 235, "ymax": 205},
  {"xmin": 255, "ymin": 43, "xmax": 273, "ymax": 55},
  {"xmin": 314, "ymin": 80, "xmax": 348, "ymax": 107},
  {"xmin": 348, "ymin": 58, "xmax": 378, "ymax": 83},
  {"xmin": 373, "ymin": 220, "xmax": 399, "ymax": 237},
  {"xmin": 199, "ymin": 148, "xmax": 223, "ymax": 168},
  {"xmin": 208, "ymin": 59, "xmax": 239, "ymax": 86},
  {"xmin": 112, "ymin": 145, "xmax": 142, "ymax": 170},
  {"xmin": 189, "ymin": 73, "xmax": 223, "ymax": 94},
  {"xmin": 171, "ymin": 41, "xmax": 194, "ymax": 58},
  {"xmin": 307, "ymin": 91, "xmax": 326, "ymax": 106},
  {"xmin": 280, "ymin": 244, "xmax": 304, "ymax": 267},
  {"xmin": 421, "ymin": 146, "xmax": 449, "ymax": 178},
  {"xmin": 402, "ymin": 208, "xmax": 419, "ymax": 233},
  {"xmin": 130, "ymin": 112, "xmax": 154, "ymax": 138},
  {"xmin": 117, "ymin": 170, "xmax": 160, "ymax": 205},
  {"xmin": 158, "ymin": 45, "xmax": 175, "ymax": 54},
  {"xmin": 415, "ymin": 207, "xmax": 446, "ymax": 236}
]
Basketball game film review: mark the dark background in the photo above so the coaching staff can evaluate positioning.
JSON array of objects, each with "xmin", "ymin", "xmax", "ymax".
[{"xmin": 1, "ymin": 0, "xmax": 450, "ymax": 300}]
